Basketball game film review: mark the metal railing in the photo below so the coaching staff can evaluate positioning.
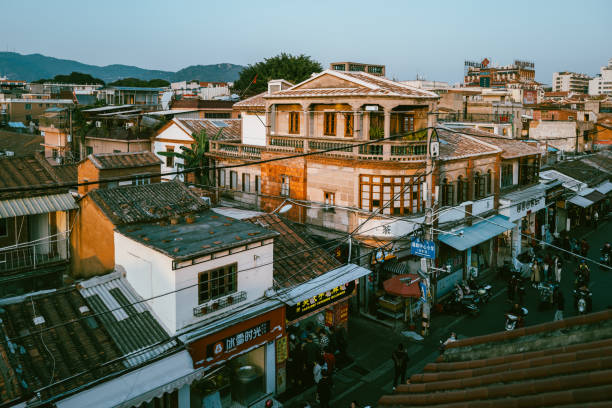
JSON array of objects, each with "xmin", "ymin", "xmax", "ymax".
[
  {"xmin": 434, "ymin": 112, "xmax": 514, "ymax": 124},
  {"xmin": 193, "ymin": 290, "xmax": 247, "ymax": 317},
  {"xmin": 0, "ymin": 232, "xmax": 69, "ymax": 273}
]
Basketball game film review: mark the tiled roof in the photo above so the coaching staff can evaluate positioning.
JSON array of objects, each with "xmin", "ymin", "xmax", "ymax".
[
  {"xmin": 176, "ymin": 118, "xmax": 241, "ymax": 141},
  {"xmin": 85, "ymin": 126, "xmax": 153, "ymax": 141},
  {"xmin": 435, "ymin": 128, "xmax": 499, "ymax": 161},
  {"xmin": 454, "ymin": 127, "xmax": 542, "ymax": 159},
  {"xmin": 170, "ymin": 99, "xmax": 234, "ymax": 110},
  {"xmin": 0, "ymin": 131, "xmax": 43, "ymax": 157},
  {"xmin": 243, "ymin": 214, "xmax": 340, "ymax": 288},
  {"xmin": 88, "ymin": 151, "xmax": 161, "ymax": 170},
  {"xmin": 116, "ymin": 210, "xmax": 278, "ymax": 260},
  {"xmin": 0, "ymin": 154, "xmax": 68, "ymax": 199},
  {"xmin": 379, "ymin": 310, "xmax": 612, "ymax": 407},
  {"xmin": 549, "ymin": 156, "xmax": 612, "ymax": 186},
  {"xmin": 267, "ymin": 70, "xmax": 439, "ymax": 99},
  {"xmin": 88, "ymin": 181, "xmax": 208, "ymax": 225},
  {"xmin": 49, "ymin": 163, "xmax": 78, "ymax": 184},
  {"xmin": 233, "ymin": 92, "xmax": 267, "ymax": 109}
]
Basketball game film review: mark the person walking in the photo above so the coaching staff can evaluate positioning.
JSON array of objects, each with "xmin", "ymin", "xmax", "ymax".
[
  {"xmin": 531, "ymin": 260, "xmax": 541, "ymax": 287},
  {"xmin": 593, "ymin": 210, "xmax": 599, "ymax": 229},
  {"xmin": 316, "ymin": 370, "xmax": 332, "ymax": 408},
  {"xmin": 554, "ymin": 288, "xmax": 565, "ymax": 321},
  {"xmin": 554, "ymin": 255, "xmax": 563, "ymax": 283},
  {"xmin": 391, "ymin": 343, "xmax": 409, "ymax": 390},
  {"xmin": 580, "ymin": 239, "xmax": 590, "ymax": 257},
  {"xmin": 313, "ymin": 357, "xmax": 324, "ymax": 385}
]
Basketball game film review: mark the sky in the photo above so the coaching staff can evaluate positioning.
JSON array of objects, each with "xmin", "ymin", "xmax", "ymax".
[{"xmin": 2, "ymin": 0, "xmax": 611, "ymax": 85}]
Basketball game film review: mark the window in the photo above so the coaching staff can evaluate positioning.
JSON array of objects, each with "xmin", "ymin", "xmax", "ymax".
[
  {"xmin": 198, "ymin": 263, "xmax": 237, "ymax": 304},
  {"xmin": 344, "ymin": 113, "xmax": 353, "ymax": 137},
  {"xmin": 242, "ymin": 173, "xmax": 250, "ymax": 192},
  {"xmin": 25, "ymin": 103, "xmax": 31, "ymax": 110},
  {"xmin": 230, "ymin": 171, "xmax": 238, "ymax": 190},
  {"xmin": 324, "ymin": 112, "xmax": 336, "ymax": 136},
  {"xmin": 219, "ymin": 169, "xmax": 226, "ymax": 187},
  {"xmin": 441, "ymin": 178, "xmax": 454, "ymax": 206},
  {"xmin": 474, "ymin": 172, "xmax": 485, "ymax": 199},
  {"xmin": 281, "ymin": 175, "xmax": 290, "ymax": 197},
  {"xmin": 165, "ymin": 146, "xmax": 174, "ymax": 168},
  {"xmin": 0, "ymin": 218, "xmax": 7, "ymax": 237},
  {"xmin": 255, "ymin": 175, "xmax": 261, "ymax": 193},
  {"xmin": 135, "ymin": 176, "xmax": 151, "ymax": 186},
  {"xmin": 86, "ymin": 146, "xmax": 93, "ymax": 155},
  {"xmin": 204, "ymin": 112, "xmax": 231, "ymax": 119},
  {"xmin": 324, "ymin": 192, "xmax": 335, "ymax": 210},
  {"xmin": 501, "ymin": 164, "xmax": 513, "ymax": 187},
  {"xmin": 457, "ymin": 176, "xmax": 468, "ymax": 203},
  {"xmin": 391, "ymin": 114, "xmax": 414, "ymax": 135},
  {"xmin": 519, "ymin": 157, "xmax": 538, "ymax": 185},
  {"xmin": 289, "ymin": 112, "xmax": 300, "ymax": 134},
  {"xmin": 332, "ymin": 64, "xmax": 346, "ymax": 71},
  {"xmin": 349, "ymin": 64, "xmax": 365, "ymax": 72},
  {"xmin": 486, "ymin": 170, "xmax": 492, "ymax": 195},
  {"xmin": 113, "ymin": 149, "xmax": 121, "ymax": 153},
  {"xmin": 25, "ymin": 115, "xmax": 32, "ymax": 122},
  {"xmin": 368, "ymin": 66, "xmax": 383, "ymax": 74},
  {"xmin": 359, "ymin": 175, "xmax": 422, "ymax": 215}
]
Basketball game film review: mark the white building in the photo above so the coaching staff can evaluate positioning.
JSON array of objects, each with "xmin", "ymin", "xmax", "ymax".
[
  {"xmin": 552, "ymin": 72, "xmax": 591, "ymax": 94},
  {"xmin": 589, "ymin": 58, "xmax": 612, "ymax": 96},
  {"xmin": 171, "ymin": 80, "xmax": 231, "ymax": 100}
]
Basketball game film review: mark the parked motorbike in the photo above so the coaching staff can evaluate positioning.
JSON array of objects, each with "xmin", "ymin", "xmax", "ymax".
[
  {"xmin": 573, "ymin": 288, "xmax": 592, "ymax": 315},
  {"xmin": 476, "ymin": 284, "xmax": 493, "ymax": 303},
  {"xmin": 505, "ymin": 307, "xmax": 528, "ymax": 331},
  {"xmin": 601, "ymin": 246, "xmax": 611, "ymax": 268},
  {"xmin": 508, "ymin": 272, "xmax": 527, "ymax": 304},
  {"xmin": 537, "ymin": 281, "xmax": 557, "ymax": 309},
  {"xmin": 445, "ymin": 284, "xmax": 480, "ymax": 316}
]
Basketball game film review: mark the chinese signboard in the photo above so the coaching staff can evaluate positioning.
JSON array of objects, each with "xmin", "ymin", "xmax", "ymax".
[
  {"xmin": 515, "ymin": 197, "xmax": 542, "ymax": 215},
  {"xmin": 410, "ymin": 238, "xmax": 436, "ymax": 259},
  {"xmin": 336, "ymin": 303, "xmax": 349, "ymax": 325},
  {"xmin": 286, "ymin": 280, "xmax": 356, "ymax": 322},
  {"xmin": 276, "ymin": 336, "xmax": 287, "ymax": 364},
  {"xmin": 206, "ymin": 321, "xmax": 270, "ymax": 359}
]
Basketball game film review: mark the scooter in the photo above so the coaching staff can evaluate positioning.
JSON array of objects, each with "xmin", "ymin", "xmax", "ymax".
[
  {"xmin": 505, "ymin": 307, "xmax": 528, "ymax": 331},
  {"xmin": 537, "ymin": 281, "xmax": 557, "ymax": 309},
  {"xmin": 445, "ymin": 286, "xmax": 480, "ymax": 317},
  {"xmin": 573, "ymin": 288, "xmax": 592, "ymax": 315},
  {"xmin": 601, "ymin": 248, "xmax": 611, "ymax": 268}
]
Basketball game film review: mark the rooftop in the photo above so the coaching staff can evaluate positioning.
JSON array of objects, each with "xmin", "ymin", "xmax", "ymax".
[
  {"xmin": 454, "ymin": 127, "xmax": 541, "ymax": 159},
  {"xmin": 435, "ymin": 127, "xmax": 500, "ymax": 161},
  {"xmin": 379, "ymin": 310, "xmax": 612, "ymax": 407},
  {"xmin": 0, "ymin": 154, "xmax": 69, "ymax": 199},
  {"xmin": 170, "ymin": 99, "xmax": 234, "ymax": 110},
  {"xmin": 175, "ymin": 118, "xmax": 241, "ymax": 141},
  {"xmin": 548, "ymin": 154, "xmax": 612, "ymax": 186},
  {"xmin": 88, "ymin": 181, "xmax": 208, "ymax": 225},
  {"xmin": 233, "ymin": 91, "xmax": 267, "ymax": 109},
  {"xmin": 0, "ymin": 130, "xmax": 43, "ymax": 157},
  {"xmin": 85, "ymin": 126, "xmax": 153, "ymax": 141},
  {"xmin": 116, "ymin": 210, "xmax": 278, "ymax": 260},
  {"xmin": 243, "ymin": 214, "xmax": 340, "ymax": 288},
  {"xmin": 87, "ymin": 151, "xmax": 161, "ymax": 170}
]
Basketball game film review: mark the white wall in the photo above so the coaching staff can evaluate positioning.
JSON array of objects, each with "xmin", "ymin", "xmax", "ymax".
[
  {"xmin": 529, "ymin": 121, "xmax": 577, "ymax": 152},
  {"xmin": 153, "ymin": 122, "xmax": 194, "ymax": 180},
  {"xmin": 242, "ymin": 112, "xmax": 267, "ymax": 146},
  {"xmin": 114, "ymin": 232, "xmax": 275, "ymax": 334}
]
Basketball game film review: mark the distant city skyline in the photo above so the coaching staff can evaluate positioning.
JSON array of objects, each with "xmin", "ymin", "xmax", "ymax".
[{"xmin": 1, "ymin": 0, "xmax": 611, "ymax": 85}]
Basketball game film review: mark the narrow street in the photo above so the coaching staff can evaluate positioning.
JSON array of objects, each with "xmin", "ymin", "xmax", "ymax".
[{"xmin": 284, "ymin": 218, "xmax": 612, "ymax": 408}]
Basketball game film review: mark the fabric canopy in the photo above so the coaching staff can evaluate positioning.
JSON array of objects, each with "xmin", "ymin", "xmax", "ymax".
[
  {"xmin": 568, "ymin": 195, "xmax": 593, "ymax": 208},
  {"xmin": 438, "ymin": 215, "xmax": 515, "ymax": 252},
  {"xmin": 383, "ymin": 274, "xmax": 421, "ymax": 298}
]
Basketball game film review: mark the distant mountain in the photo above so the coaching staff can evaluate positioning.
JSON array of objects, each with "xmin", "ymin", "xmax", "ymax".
[{"xmin": 0, "ymin": 52, "xmax": 244, "ymax": 83}]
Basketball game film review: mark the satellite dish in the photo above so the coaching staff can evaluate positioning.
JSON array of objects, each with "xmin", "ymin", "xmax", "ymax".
[{"xmin": 277, "ymin": 204, "xmax": 293, "ymax": 214}]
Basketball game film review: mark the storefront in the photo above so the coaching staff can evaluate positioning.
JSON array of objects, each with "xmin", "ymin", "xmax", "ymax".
[
  {"xmin": 544, "ymin": 181, "xmax": 564, "ymax": 237},
  {"xmin": 185, "ymin": 305, "xmax": 285, "ymax": 408},
  {"xmin": 499, "ymin": 185, "xmax": 546, "ymax": 258},
  {"xmin": 438, "ymin": 215, "xmax": 516, "ymax": 279}
]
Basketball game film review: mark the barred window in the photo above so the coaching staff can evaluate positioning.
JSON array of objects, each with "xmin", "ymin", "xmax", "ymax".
[
  {"xmin": 359, "ymin": 175, "xmax": 422, "ymax": 215},
  {"xmin": 198, "ymin": 263, "xmax": 237, "ymax": 304}
]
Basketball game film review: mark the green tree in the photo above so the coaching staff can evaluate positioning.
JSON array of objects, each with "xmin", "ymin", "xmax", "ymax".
[
  {"xmin": 109, "ymin": 77, "xmax": 169, "ymax": 87},
  {"xmin": 33, "ymin": 71, "xmax": 105, "ymax": 85},
  {"xmin": 232, "ymin": 53, "xmax": 323, "ymax": 97},
  {"xmin": 158, "ymin": 128, "xmax": 220, "ymax": 185}
]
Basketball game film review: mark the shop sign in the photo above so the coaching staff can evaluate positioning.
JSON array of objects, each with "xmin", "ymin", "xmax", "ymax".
[
  {"xmin": 276, "ymin": 336, "xmax": 288, "ymax": 364},
  {"xmin": 325, "ymin": 309, "xmax": 334, "ymax": 327},
  {"xmin": 336, "ymin": 303, "xmax": 349, "ymax": 325},
  {"xmin": 515, "ymin": 197, "xmax": 543, "ymax": 215},
  {"xmin": 207, "ymin": 321, "xmax": 270, "ymax": 359},
  {"xmin": 410, "ymin": 238, "xmax": 436, "ymax": 259},
  {"xmin": 286, "ymin": 280, "xmax": 356, "ymax": 322}
]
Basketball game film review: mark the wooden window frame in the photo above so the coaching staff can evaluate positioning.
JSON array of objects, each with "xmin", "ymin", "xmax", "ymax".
[
  {"xmin": 230, "ymin": 170, "xmax": 238, "ymax": 190},
  {"xmin": 457, "ymin": 176, "xmax": 468, "ymax": 203},
  {"xmin": 281, "ymin": 175, "xmax": 290, "ymax": 197},
  {"xmin": 486, "ymin": 170, "xmax": 492, "ymax": 195},
  {"xmin": 359, "ymin": 174, "xmax": 422, "ymax": 215},
  {"xmin": 442, "ymin": 178, "xmax": 454, "ymax": 206},
  {"xmin": 242, "ymin": 173, "xmax": 250, "ymax": 192},
  {"xmin": 255, "ymin": 175, "xmax": 261, "ymax": 193},
  {"xmin": 198, "ymin": 263, "xmax": 237, "ymax": 304},
  {"xmin": 344, "ymin": 113, "xmax": 353, "ymax": 137},
  {"xmin": 501, "ymin": 164, "xmax": 513, "ymax": 188},
  {"xmin": 165, "ymin": 146, "xmax": 174, "ymax": 168},
  {"xmin": 324, "ymin": 112, "xmax": 336, "ymax": 136},
  {"xmin": 289, "ymin": 112, "xmax": 300, "ymax": 134}
]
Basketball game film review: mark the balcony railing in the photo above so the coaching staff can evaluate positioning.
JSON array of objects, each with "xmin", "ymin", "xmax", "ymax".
[
  {"xmin": 434, "ymin": 112, "xmax": 513, "ymax": 124},
  {"xmin": 193, "ymin": 290, "xmax": 247, "ymax": 317},
  {"xmin": 0, "ymin": 232, "xmax": 69, "ymax": 274},
  {"xmin": 210, "ymin": 137, "xmax": 428, "ymax": 162}
]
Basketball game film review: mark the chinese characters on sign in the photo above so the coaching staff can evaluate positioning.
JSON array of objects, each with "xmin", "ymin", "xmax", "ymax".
[
  {"xmin": 276, "ymin": 336, "xmax": 288, "ymax": 364},
  {"xmin": 286, "ymin": 280, "xmax": 356, "ymax": 321},
  {"xmin": 410, "ymin": 238, "xmax": 436, "ymax": 259},
  {"xmin": 206, "ymin": 321, "xmax": 270, "ymax": 358},
  {"xmin": 515, "ymin": 197, "xmax": 541, "ymax": 214}
]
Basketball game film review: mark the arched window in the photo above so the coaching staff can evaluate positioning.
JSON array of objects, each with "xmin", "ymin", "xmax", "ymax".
[
  {"xmin": 442, "ymin": 178, "xmax": 454, "ymax": 206},
  {"xmin": 474, "ymin": 172, "xmax": 486, "ymax": 199},
  {"xmin": 486, "ymin": 169, "xmax": 492, "ymax": 195},
  {"xmin": 457, "ymin": 176, "xmax": 468, "ymax": 203}
]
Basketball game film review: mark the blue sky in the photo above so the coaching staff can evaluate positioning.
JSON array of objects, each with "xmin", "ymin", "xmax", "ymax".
[{"xmin": 2, "ymin": 0, "xmax": 611, "ymax": 85}]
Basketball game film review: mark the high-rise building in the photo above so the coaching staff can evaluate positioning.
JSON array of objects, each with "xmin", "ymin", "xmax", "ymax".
[
  {"xmin": 464, "ymin": 58, "xmax": 536, "ymax": 88},
  {"xmin": 589, "ymin": 58, "xmax": 612, "ymax": 96},
  {"xmin": 552, "ymin": 72, "xmax": 591, "ymax": 94}
]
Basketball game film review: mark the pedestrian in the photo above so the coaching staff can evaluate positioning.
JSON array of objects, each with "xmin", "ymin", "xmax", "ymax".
[
  {"xmin": 323, "ymin": 346, "xmax": 336, "ymax": 373},
  {"xmin": 531, "ymin": 260, "xmax": 541, "ymax": 287},
  {"xmin": 554, "ymin": 288, "xmax": 565, "ymax": 321},
  {"xmin": 554, "ymin": 255, "xmax": 563, "ymax": 283},
  {"xmin": 313, "ymin": 357, "xmax": 324, "ymax": 385},
  {"xmin": 316, "ymin": 370, "xmax": 332, "ymax": 408},
  {"xmin": 318, "ymin": 327, "xmax": 330, "ymax": 350},
  {"xmin": 594, "ymin": 210, "xmax": 599, "ymax": 229},
  {"xmin": 581, "ymin": 239, "xmax": 590, "ymax": 257},
  {"xmin": 563, "ymin": 235, "xmax": 571, "ymax": 260},
  {"xmin": 391, "ymin": 343, "xmax": 409, "ymax": 390},
  {"xmin": 303, "ymin": 334, "xmax": 320, "ymax": 385}
]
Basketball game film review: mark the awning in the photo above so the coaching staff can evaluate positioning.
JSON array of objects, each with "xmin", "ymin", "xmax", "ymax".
[
  {"xmin": 56, "ymin": 351, "xmax": 203, "ymax": 408},
  {"xmin": 583, "ymin": 190, "xmax": 606, "ymax": 204},
  {"xmin": 0, "ymin": 193, "xmax": 78, "ymax": 218},
  {"xmin": 596, "ymin": 181, "xmax": 612, "ymax": 195},
  {"xmin": 383, "ymin": 274, "xmax": 421, "ymax": 298},
  {"xmin": 276, "ymin": 263, "xmax": 371, "ymax": 305},
  {"xmin": 438, "ymin": 215, "xmax": 515, "ymax": 252},
  {"xmin": 568, "ymin": 195, "xmax": 593, "ymax": 208}
]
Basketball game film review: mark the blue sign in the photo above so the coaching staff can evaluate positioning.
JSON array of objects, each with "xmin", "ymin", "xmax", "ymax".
[{"xmin": 410, "ymin": 239, "xmax": 436, "ymax": 259}]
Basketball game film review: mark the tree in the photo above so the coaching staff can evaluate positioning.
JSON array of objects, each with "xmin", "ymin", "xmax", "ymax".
[
  {"xmin": 158, "ymin": 128, "xmax": 220, "ymax": 185},
  {"xmin": 232, "ymin": 53, "xmax": 323, "ymax": 97},
  {"xmin": 108, "ymin": 78, "xmax": 170, "ymax": 87},
  {"xmin": 33, "ymin": 71, "xmax": 104, "ymax": 85}
]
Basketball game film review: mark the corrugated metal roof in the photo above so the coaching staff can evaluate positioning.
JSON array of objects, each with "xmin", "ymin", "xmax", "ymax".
[
  {"xmin": 0, "ymin": 192, "xmax": 78, "ymax": 218},
  {"xmin": 439, "ymin": 215, "xmax": 515, "ymax": 252},
  {"xmin": 79, "ymin": 272, "xmax": 176, "ymax": 367}
]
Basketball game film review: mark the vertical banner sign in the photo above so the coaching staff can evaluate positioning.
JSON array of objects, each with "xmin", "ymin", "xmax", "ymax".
[{"xmin": 276, "ymin": 336, "xmax": 287, "ymax": 364}]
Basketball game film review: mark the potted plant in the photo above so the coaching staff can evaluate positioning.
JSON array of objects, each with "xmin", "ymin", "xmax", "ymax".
[{"xmin": 226, "ymin": 296, "xmax": 234, "ymax": 305}]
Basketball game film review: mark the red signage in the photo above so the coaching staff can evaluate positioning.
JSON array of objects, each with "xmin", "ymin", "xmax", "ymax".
[
  {"xmin": 187, "ymin": 307, "xmax": 285, "ymax": 369},
  {"xmin": 481, "ymin": 58, "xmax": 490, "ymax": 68}
]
